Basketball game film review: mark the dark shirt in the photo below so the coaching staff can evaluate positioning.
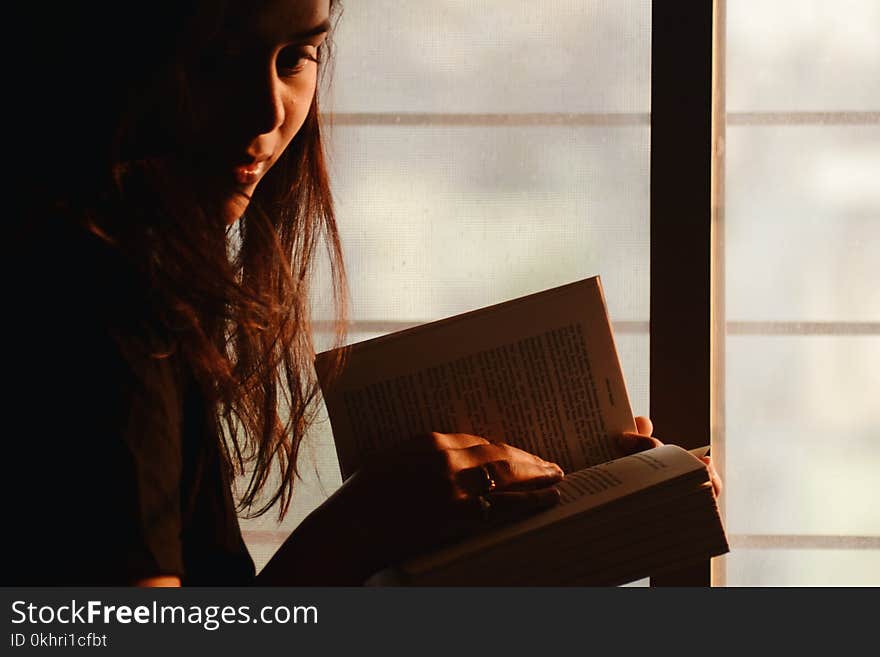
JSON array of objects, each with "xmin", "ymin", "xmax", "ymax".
[{"xmin": 7, "ymin": 221, "xmax": 255, "ymax": 585}]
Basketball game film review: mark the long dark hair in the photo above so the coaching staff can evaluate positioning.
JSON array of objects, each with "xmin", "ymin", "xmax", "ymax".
[{"xmin": 18, "ymin": 1, "xmax": 347, "ymax": 521}]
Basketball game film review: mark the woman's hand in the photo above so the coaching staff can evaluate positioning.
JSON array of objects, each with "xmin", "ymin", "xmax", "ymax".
[
  {"xmin": 258, "ymin": 432, "xmax": 563, "ymax": 585},
  {"xmin": 616, "ymin": 416, "xmax": 723, "ymax": 498},
  {"xmin": 341, "ymin": 432, "xmax": 564, "ymax": 552}
]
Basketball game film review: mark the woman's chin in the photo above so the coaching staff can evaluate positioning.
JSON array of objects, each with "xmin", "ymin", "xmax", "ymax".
[{"xmin": 222, "ymin": 190, "xmax": 255, "ymax": 225}]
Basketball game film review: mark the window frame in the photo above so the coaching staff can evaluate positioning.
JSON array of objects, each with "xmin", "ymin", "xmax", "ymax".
[{"xmin": 649, "ymin": 0, "xmax": 716, "ymax": 587}]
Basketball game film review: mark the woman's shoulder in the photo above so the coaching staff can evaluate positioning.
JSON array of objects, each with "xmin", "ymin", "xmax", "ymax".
[
  {"xmin": 26, "ymin": 217, "xmax": 150, "ymax": 313},
  {"xmin": 21, "ymin": 217, "xmax": 169, "ymax": 352},
  {"xmin": 8, "ymin": 217, "xmax": 257, "ymax": 586},
  {"xmin": 13, "ymin": 217, "xmax": 183, "ymax": 433}
]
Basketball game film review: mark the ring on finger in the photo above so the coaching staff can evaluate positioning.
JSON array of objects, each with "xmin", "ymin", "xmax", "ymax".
[{"xmin": 478, "ymin": 464, "xmax": 497, "ymax": 494}]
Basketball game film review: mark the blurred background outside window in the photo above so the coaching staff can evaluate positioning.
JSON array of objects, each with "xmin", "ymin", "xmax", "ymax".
[{"xmin": 717, "ymin": 0, "xmax": 879, "ymax": 585}]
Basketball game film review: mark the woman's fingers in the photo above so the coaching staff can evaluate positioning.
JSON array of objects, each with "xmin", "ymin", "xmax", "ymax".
[
  {"xmin": 423, "ymin": 432, "xmax": 490, "ymax": 451},
  {"xmin": 701, "ymin": 456, "xmax": 723, "ymax": 498},
  {"xmin": 617, "ymin": 422, "xmax": 723, "ymax": 497},
  {"xmin": 456, "ymin": 461, "xmax": 564, "ymax": 494},
  {"xmin": 635, "ymin": 415, "xmax": 654, "ymax": 436},
  {"xmin": 617, "ymin": 416, "xmax": 660, "ymax": 454},
  {"xmin": 452, "ymin": 443, "xmax": 564, "ymax": 494}
]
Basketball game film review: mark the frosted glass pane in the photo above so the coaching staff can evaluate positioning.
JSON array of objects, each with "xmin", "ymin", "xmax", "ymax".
[
  {"xmin": 724, "ymin": 549, "xmax": 880, "ymax": 586},
  {"xmin": 727, "ymin": 0, "xmax": 880, "ymax": 111},
  {"xmin": 725, "ymin": 336, "xmax": 880, "ymax": 536},
  {"xmin": 328, "ymin": 124, "xmax": 650, "ymax": 321},
  {"xmin": 331, "ymin": 0, "xmax": 651, "ymax": 113},
  {"xmin": 725, "ymin": 125, "xmax": 880, "ymax": 322},
  {"xmin": 616, "ymin": 332, "xmax": 649, "ymax": 421}
]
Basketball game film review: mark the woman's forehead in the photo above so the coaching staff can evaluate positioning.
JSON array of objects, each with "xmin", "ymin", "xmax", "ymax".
[{"xmin": 223, "ymin": 0, "xmax": 331, "ymax": 41}]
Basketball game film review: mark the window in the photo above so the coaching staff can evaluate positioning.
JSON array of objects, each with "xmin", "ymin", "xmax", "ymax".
[
  {"xmin": 238, "ymin": 1, "xmax": 879, "ymax": 586},
  {"xmin": 715, "ymin": 0, "xmax": 880, "ymax": 585}
]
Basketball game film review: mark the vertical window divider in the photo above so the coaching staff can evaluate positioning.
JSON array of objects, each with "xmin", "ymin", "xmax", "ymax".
[
  {"xmin": 649, "ymin": 0, "xmax": 715, "ymax": 586},
  {"xmin": 710, "ymin": 0, "xmax": 728, "ymax": 588}
]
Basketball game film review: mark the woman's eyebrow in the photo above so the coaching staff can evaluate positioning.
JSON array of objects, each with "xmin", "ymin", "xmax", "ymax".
[{"xmin": 288, "ymin": 18, "xmax": 331, "ymax": 41}]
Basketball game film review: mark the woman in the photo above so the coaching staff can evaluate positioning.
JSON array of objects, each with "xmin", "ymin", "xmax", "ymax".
[{"xmin": 9, "ymin": 0, "xmax": 713, "ymax": 586}]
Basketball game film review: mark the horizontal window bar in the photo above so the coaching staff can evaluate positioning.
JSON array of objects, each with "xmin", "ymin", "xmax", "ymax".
[
  {"xmin": 326, "ymin": 112, "xmax": 648, "ymax": 126},
  {"xmin": 313, "ymin": 320, "xmax": 650, "ymax": 334},
  {"xmin": 730, "ymin": 534, "xmax": 880, "ymax": 550},
  {"xmin": 727, "ymin": 321, "xmax": 880, "ymax": 336},
  {"xmin": 727, "ymin": 111, "xmax": 880, "ymax": 126},
  {"xmin": 314, "ymin": 320, "xmax": 877, "ymax": 336},
  {"xmin": 324, "ymin": 111, "xmax": 879, "ymax": 127}
]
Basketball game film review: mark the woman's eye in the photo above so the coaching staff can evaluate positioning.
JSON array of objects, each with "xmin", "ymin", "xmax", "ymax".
[{"xmin": 277, "ymin": 47, "xmax": 319, "ymax": 75}]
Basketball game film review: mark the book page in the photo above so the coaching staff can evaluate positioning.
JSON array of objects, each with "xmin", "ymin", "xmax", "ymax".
[
  {"xmin": 315, "ymin": 277, "xmax": 636, "ymax": 479},
  {"xmin": 555, "ymin": 447, "xmax": 701, "ymax": 504}
]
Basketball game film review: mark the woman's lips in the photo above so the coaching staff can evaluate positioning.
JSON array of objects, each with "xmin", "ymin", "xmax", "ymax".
[{"xmin": 232, "ymin": 159, "xmax": 268, "ymax": 185}]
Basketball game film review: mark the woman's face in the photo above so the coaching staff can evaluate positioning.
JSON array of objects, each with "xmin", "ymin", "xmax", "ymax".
[{"xmin": 189, "ymin": 0, "xmax": 331, "ymax": 224}]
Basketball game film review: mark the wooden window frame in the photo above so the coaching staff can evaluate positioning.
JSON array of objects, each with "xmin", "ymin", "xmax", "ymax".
[{"xmin": 649, "ymin": 0, "xmax": 717, "ymax": 586}]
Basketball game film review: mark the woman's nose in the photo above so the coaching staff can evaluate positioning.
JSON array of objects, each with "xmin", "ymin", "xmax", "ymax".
[{"xmin": 247, "ymin": 68, "xmax": 286, "ymax": 136}]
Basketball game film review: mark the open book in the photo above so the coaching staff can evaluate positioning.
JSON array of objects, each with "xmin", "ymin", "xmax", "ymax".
[{"xmin": 314, "ymin": 276, "xmax": 729, "ymax": 586}]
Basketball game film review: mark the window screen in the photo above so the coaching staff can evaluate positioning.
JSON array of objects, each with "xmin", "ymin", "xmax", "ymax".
[{"xmin": 716, "ymin": 0, "xmax": 880, "ymax": 585}]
